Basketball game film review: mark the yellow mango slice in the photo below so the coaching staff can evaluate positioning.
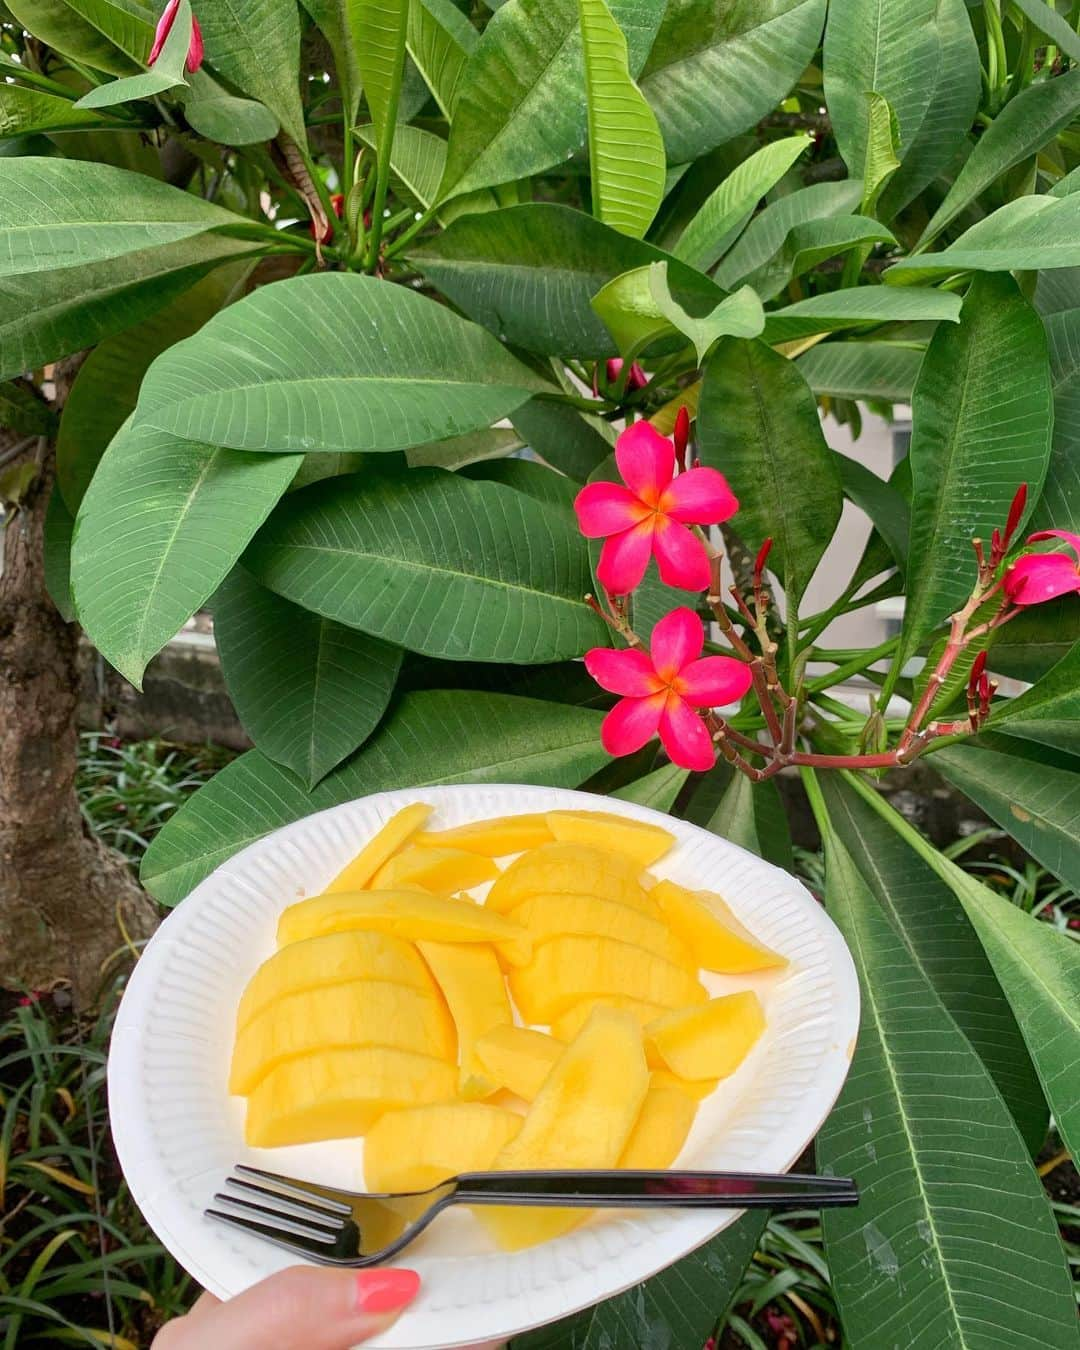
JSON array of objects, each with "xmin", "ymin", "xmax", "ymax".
[
  {"xmin": 473, "ymin": 1024, "xmax": 564, "ymax": 1101},
  {"xmin": 371, "ymin": 845, "xmax": 499, "ymax": 894},
  {"xmin": 651, "ymin": 1067, "xmax": 718, "ymax": 1101},
  {"xmin": 647, "ymin": 992, "xmax": 765, "ymax": 1081},
  {"xmin": 545, "ymin": 810, "xmax": 674, "ymax": 866},
  {"xmin": 245, "ymin": 1047, "xmax": 457, "ymax": 1148},
  {"xmin": 486, "ymin": 842, "xmax": 654, "ymax": 916},
  {"xmin": 650, "ymin": 880, "xmax": 786, "ymax": 974},
  {"xmin": 418, "ymin": 941, "xmax": 512, "ymax": 1095},
  {"xmin": 551, "ymin": 996, "xmax": 669, "ymax": 1043},
  {"xmin": 230, "ymin": 979, "xmax": 455, "ymax": 1095},
  {"xmin": 619, "ymin": 1075, "xmax": 699, "ymax": 1169},
  {"xmin": 513, "ymin": 892, "xmax": 693, "ymax": 969},
  {"xmin": 364, "ymin": 1103, "xmax": 522, "ymax": 1193},
  {"xmin": 236, "ymin": 931, "xmax": 434, "ymax": 1032},
  {"xmin": 509, "ymin": 936, "xmax": 707, "ymax": 1023},
  {"xmin": 478, "ymin": 1008, "xmax": 650, "ymax": 1250},
  {"xmin": 277, "ymin": 891, "xmax": 532, "ymax": 967},
  {"xmin": 413, "ymin": 814, "xmax": 554, "ymax": 857},
  {"xmin": 326, "ymin": 803, "xmax": 432, "ymax": 893}
]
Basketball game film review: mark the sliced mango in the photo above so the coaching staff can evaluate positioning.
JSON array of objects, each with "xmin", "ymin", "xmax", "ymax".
[
  {"xmin": 619, "ymin": 1075, "xmax": 699, "ymax": 1169},
  {"xmin": 478, "ymin": 1008, "xmax": 650, "ymax": 1249},
  {"xmin": 230, "ymin": 979, "xmax": 455, "ymax": 1095},
  {"xmin": 651, "ymin": 1067, "xmax": 719, "ymax": 1101},
  {"xmin": 509, "ymin": 936, "xmax": 707, "ymax": 1023},
  {"xmin": 364, "ymin": 1102, "xmax": 523, "ymax": 1193},
  {"xmin": 473, "ymin": 1024, "xmax": 564, "ymax": 1101},
  {"xmin": 326, "ymin": 803, "xmax": 432, "ymax": 893},
  {"xmin": 277, "ymin": 890, "xmax": 532, "ymax": 967},
  {"xmin": 650, "ymin": 879, "xmax": 786, "ymax": 974},
  {"xmin": 486, "ymin": 842, "xmax": 654, "ymax": 916},
  {"xmin": 647, "ymin": 992, "xmax": 765, "ymax": 1081},
  {"xmin": 546, "ymin": 810, "xmax": 674, "ymax": 866},
  {"xmin": 245, "ymin": 1047, "xmax": 458, "ymax": 1148},
  {"xmin": 413, "ymin": 814, "xmax": 554, "ymax": 857},
  {"xmin": 371, "ymin": 845, "xmax": 499, "ymax": 894},
  {"xmin": 552, "ymin": 995, "xmax": 669, "ymax": 1043},
  {"xmin": 236, "ymin": 931, "xmax": 434, "ymax": 1032},
  {"xmin": 418, "ymin": 941, "xmax": 512, "ymax": 1095},
  {"xmin": 513, "ymin": 892, "xmax": 693, "ymax": 969}
]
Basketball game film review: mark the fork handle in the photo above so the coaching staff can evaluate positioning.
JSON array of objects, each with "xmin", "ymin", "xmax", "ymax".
[{"xmin": 451, "ymin": 1170, "xmax": 858, "ymax": 1210}]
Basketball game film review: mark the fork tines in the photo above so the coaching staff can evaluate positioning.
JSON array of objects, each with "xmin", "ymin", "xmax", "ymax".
[{"xmin": 206, "ymin": 1165, "xmax": 351, "ymax": 1257}]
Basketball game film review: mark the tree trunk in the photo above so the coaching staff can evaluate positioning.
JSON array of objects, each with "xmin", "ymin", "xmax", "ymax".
[{"xmin": 0, "ymin": 389, "xmax": 157, "ymax": 1004}]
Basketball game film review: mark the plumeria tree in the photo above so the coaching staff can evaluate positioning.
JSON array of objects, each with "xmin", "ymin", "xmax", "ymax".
[{"xmin": 2, "ymin": 0, "xmax": 1080, "ymax": 1343}]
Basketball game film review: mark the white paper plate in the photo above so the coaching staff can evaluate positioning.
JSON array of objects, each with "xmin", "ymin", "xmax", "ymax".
[{"xmin": 109, "ymin": 784, "xmax": 859, "ymax": 1349}]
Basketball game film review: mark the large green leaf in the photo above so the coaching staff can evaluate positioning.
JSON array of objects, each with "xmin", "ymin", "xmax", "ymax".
[
  {"xmin": 698, "ymin": 337, "xmax": 843, "ymax": 603},
  {"xmin": 713, "ymin": 179, "xmax": 862, "ymax": 291},
  {"xmin": 1033, "ymin": 304, "xmax": 1080, "ymax": 533},
  {"xmin": 0, "ymin": 87, "xmax": 130, "ymax": 138},
  {"xmin": 991, "ymin": 598, "xmax": 1080, "ymax": 683},
  {"xmin": 0, "ymin": 157, "xmax": 244, "ymax": 277},
  {"xmin": 411, "ymin": 203, "xmax": 705, "ymax": 357},
  {"xmin": 611, "ymin": 761, "xmax": 688, "ymax": 812},
  {"xmin": 795, "ymin": 339, "xmax": 923, "ymax": 402},
  {"xmin": 900, "ymin": 273, "xmax": 1052, "ymax": 659},
  {"xmin": 406, "ymin": 0, "xmax": 477, "ymax": 117},
  {"xmin": 71, "ymin": 421, "xmax": 301, "ymax": 687},
  {"xmin": 990, "ymin": 641, "xmax": 1080, "ymax": 757},
  {"xmin": 406, "ymin": 426, "xmax": 522, "ymax": 470},
  {"xmin": 56, "ymin": 0, "xmax": 156, "ymax": 61},
  {"xmin": 638, "ymin": 0, "xmax": 826, "ymax": 165},
  {"xmin": 918, "ymin": 70, "xmax": 1080, "ymax": 247},
  {"xmin": 648, "ymin": 264, "xmax": 764, "ymax": 363},
  {"xmin": 74, "ymin": 0, "xmax": 193, "ymax": 109},
  {"xmin": 590, "ymin": 261, "xmax": 726, "ymax": 362},
  {"xmin": 196, "ymin": 0, "xmax": 305, "ymax": 143},
  {"xmin": 355, "ymin": 0, "xmax": 408, "ymax": 144},
  {"xmin": 462, "ymin": 457, "xmax": 578, "ymax": 509},
  {"xmin": 579, "ymin": 0, "xmax": 664, "ymax": 239},
  {"xmin": 837, "ymin": 452, "xmax": 910, "ymax": 573},
  {"xmin": 129, "ymin": 273, "xmax": 545, "ymax": 453},
  {"xmin": 672, "ymin": 133, "xmax": 811, "ymax": 272},
  {"xmin": 511, "ymin": 398, "xmax": 613, "ymax": 480},
  {"xmin": 4, "ymin": 0, "xmax": 145, "ymax": 75},
  {"xmin": 813, "ymin": 802, "xmax": 1076, "ymax": 1350},
  {"xmin": 819, "ymin": 775, "xmax": 1048, "ymax": 1153},
  {"xmin": 1012, "ymin": 0, "xmax": 1080, "ymax": 62},
  {"xmin": 680, "ymin": 766, "xmax": 794, "ymax": 873},
  {"xmin": 140, "ymin": 690, "xmax": 611, "ymax": 904},
  {"xmin": 0, "ymin": 382, "xmax": 55, "ymax": 437},
  {"xmin": 180, "ymin": 73, "xmax": 280, "ymax": 144},
  {"xmin": 245, "ymin": 468, "xmax": 605, "ymax": 662},
  {"xmin": 762, "ymin": 286, "xmax": 961, "ymax": 344},
  {"xmin": 213, "ymin": 568, "xmax": 402, "ymax": 789},
  {"xmin": 733, "ymin": 214, "xmax": 896, "ymax": 302}
]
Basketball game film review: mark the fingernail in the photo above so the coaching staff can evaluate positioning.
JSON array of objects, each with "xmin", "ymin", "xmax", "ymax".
[{"xmin": 354, "ymin": 1268, "xmax": 420, "ymax": 1315}]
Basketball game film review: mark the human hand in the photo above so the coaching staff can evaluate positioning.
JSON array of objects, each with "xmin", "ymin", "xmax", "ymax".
[{"xmin": 151, "ymin": 1265, "xmax": 420, "ymax": 1349}]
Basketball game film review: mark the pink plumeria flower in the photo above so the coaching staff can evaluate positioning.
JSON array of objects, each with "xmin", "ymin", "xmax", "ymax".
[
  {"xmin": 149, "ymin": 0, "xmax": 204, "ymax": 73},
  {"xmin": 584, "ymin": 608, "xmax": 752, "ymax": 771},
  {"xmin": 1004, "ymin": 529, "xmax": 1080, "ymax": 605},
  {"xmin": 574, "ymin": 421, "xmax": 738, "ymax": 594}
]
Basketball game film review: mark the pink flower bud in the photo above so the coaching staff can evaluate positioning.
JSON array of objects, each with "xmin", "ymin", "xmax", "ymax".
[
  {"xmin": 148, "ymin": 0, "xmax": 204, "ymax": 73},
  {"xmin": 604, "ymin": 358, "xmax": 648, "ymax": 392}
]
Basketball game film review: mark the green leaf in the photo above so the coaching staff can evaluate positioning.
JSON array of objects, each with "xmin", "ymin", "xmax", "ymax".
[
  {"xmin": 4, "ymin": 0, "xmax": 146, "ymax": 75},
  {"xmin": 180, "ymin": 74, "xmax": 279, "ymax": 144},
  {"xmin": 860, "ymin": 92, "xmax": 900, "ymax": 214},
  {"xmin": 407, "ymin": 426, "xmax": 523, "ymax": 471},
  {"xmin": 900, "ymin": 273, "xmax": 1053, "ymax": 659},
  {"xmin": 58, "ymin": 0, "xmax": 157, "ymax": 61},
  {"xmin": 1012, "ymin": 0, "xmax": 1080, "ymax": 62},
  {"xmin": 411, "ymin": 203, "xmax": 706, "ymax": 358},
  {"xmin": 355, "ymin": 0, "xmax": 408, "ymax": 144},
  {"xmin": 819, "ymin": 775, "xmax": 1048, "ymax": 1154},
  {"xmin": 300, "ymin": 0, "xmax": 363, "ymax": 116},
  {"xmin": 639, "ymin": 0, "xmax": 826, "ymax": 165},
  {"xmin": 129, "ymin": 273, "xmax": 545, "ymax": 453},
  {"xmin": 71, "ymin": 421, "xmax": 301, "ymax": 687},
  {"xmin": 0, "ymin": 86, "xmax": 131, "ymax": 138},
  {"xmin": 462, "ymin": 457, "xmax": 578, "ymax": 509},
  {"xmin": 245, "ymin": 467, "xmax": 605, "ymax": 663},
  {"xmin": 355, "ymin": 124, "xmax": 498, "ymax": 218},
  {"xmin": 918, "ymin": 70, "xmax": 1080, "ymax": 247},
  {"xmin": 579, "ymin": 0, "xmax": 664, "ymax": 239},
  {"xmin": 836, "ymin": 452, "xmax": 910, "ymax": 573},
  {"xmin": 648, "ymin": 265, "xmax": 764, "ymax": 364},
  {"xmin": 991, "ymin": 598, "xmax": 1080, "ymax": 683},
  {"xmin": 813, "ymin": 803, "xmax": 1076, "ymax": 1350},
  {"xmin": 0, "ymin": 382, "xmax": 55, "ymax": 437},
  {"xmin": 140, "ymin": 690, "xmax": 611, "ymax": 904},
  {"xmin": 611, "ymin": 762, "xmax": 688, "ymax": 812},
  {"xmin": 795, "ymin": 339, "xmax": 923, "ymax": 402},
  {"xmin": 591, "ymin": 261, "xmax": 726, "ymax": 363},
  {"xmin": 762, "ymin": 286, "xmax": 961, "ymax": 343},
  {"xmin": 1032, "ymin": 304, "xmax": 1080, "ymax": 533},
  {"xmin": 990, "ymin": 641, "xmax": 1080, "ymax": 757},
  {"xmin": 213, "ymin": 568, "xmax": 402, "ymax": 788},
  {"xmin": 729, "ymin": 214, "xmax": 896, "ymax": 302},
  {"xmin": 698, "ymin": 338, "xmax": 843, "ymax": 603},
  {"xmin": 406, "ymin": 0, "xmax": 477, "ymax": 118},
  {"xmin": 714, "ymin": 179, "xmax": 863, "ymax": 291},
  {"xmin": 75, "ymin": 0, "xmax": 192, "ymax": 109},
  {"xmin": 43, "ymin": 485, "xmax": 76, "ymax": 624},
  {"xmin": 672, "ymin": 133, "xmax": 811, "ymax": 273},
  {"xmin": 439, "ymin": 0, "xmax": 663, "ymax": 199},
  {"xmin": 195, "ymin": 0, "xmax": 305, "ymax": 144},
  {"xmin": 0, "ymin": 157, "xmax": 244, "ymax": 277},
  {"xmin": 511, "ymin": 398, "xmax": 613, "ymax": 481}
]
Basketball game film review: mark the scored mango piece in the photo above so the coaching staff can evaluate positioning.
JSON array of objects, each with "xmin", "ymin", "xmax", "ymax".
[
  {"xmin": 619, "ymin": 1075, "xmax": 699, "ymax": 1169},
  {"xmin": 650, "ymin": 880, "xmax": 786, "ymax": 974},
  {"xmin": 371, "ymin": 845, "xmax": 499, "ymax": 894},
  {"xmin": 647, "ymin": 992, "xmax": 766, "ymax": 1082},
  {"xmin": 418, "ymin": 941, "xmax": 512, "ymax": 1095},
  {"xmin": 413, "ymin": 813, "xmax": 554, "ymax": 857},
  {"xmin": 230, "ymin": 979, "xmax": 455, "ymax": 1095},
  {"xmin": 478, "ymin": 1008, "xmax": 650, "ymax": 1250},
  {"xmin": 552, "ymin": 995, "xmax": 669, "ymax": 1043},
  {"xmin": 513, "ymin": 892, "xmax": 693, "ymax": 969},
  {"xmin": 545, "ymin": 810, "xmax": 674, "ymax": 867},
  {"xmin": 473, "ymin": 1024, "xmax": 564, "ymax": 1101},
  {"xmin": 326, "ymin": 803, "xmax": 432, "ymax": 893},
  {"xmin": 277, "ymin": 891, "xmax": 532, "ymax": 967},
  {"xmin": 364, "ymin": 1103, "xmax": 523, "ymax": 1193},
  {"xmin": 486, "ymin": 842, "xmax": 655, "ymax": 916},
  {"xmin": 245, "ymin": 1047, "xmax": 457, "ymax": 1148},
  {"xmin": 509, "ymin": 936, "xmax": 707, "ymax": 1023}
]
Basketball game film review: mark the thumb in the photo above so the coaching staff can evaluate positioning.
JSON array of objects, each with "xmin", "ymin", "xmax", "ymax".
[{"xmin": 157, "ymin": 1265, "xmax": 420, "ymax": 1350}]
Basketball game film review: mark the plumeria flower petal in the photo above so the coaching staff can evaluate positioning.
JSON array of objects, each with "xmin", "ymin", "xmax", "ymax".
[
  {"xmin": 659, "ymin": 696, "xmax": 716, "ymax": 771},
  {"xmin": 662, "ymin": 466, "xmax": 738, "ymax": 523},
  {"xmin": 679, "ymin": 655, "xmax": 754, "ymax": 707},
  {"xmin": 650, "ymin": 606, "xmax": 704, "ymax": 677},
  {"xmin": 615, "ymin": 421, "xmax": 676, "ymax": 500},
  {"xmin": 1027, "ymin": 528, "xmax": 1080, "ymax": 557},
  {"xmin": 1004, "ymin": 528, "xmax": 1080, "ymax": 605},
  {"xmin": 584, "ymin": 647, "xmax": 661, "ymax": 697},
  {"xmin": 186, "ymin": 15, "xmax": 203, "ymax": 72},
  {"xmin": 652, "ymin": 519, "xmax": 713, "ymax": 591},
  {"xmin": 596, "ymin": 522, "xmax": 654, "ymax": 593},
  {"xmin": 600, "ymin": 692, "xmax": 666, "ymax": 757},
  {"xmin": 573, "ymin": 482, "xmax": 651, "ymax": 537}
]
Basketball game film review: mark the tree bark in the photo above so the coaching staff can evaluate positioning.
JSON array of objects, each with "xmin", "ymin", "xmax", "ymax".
[{"xmin": 0, "ymin": 384, "xmax": 157, "ymax": 1004}]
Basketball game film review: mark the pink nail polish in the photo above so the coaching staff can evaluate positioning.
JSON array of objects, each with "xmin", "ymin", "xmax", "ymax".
[{"xmin": 354, "ymin": 1268, "xmax": 420, "ymax": 1315}]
